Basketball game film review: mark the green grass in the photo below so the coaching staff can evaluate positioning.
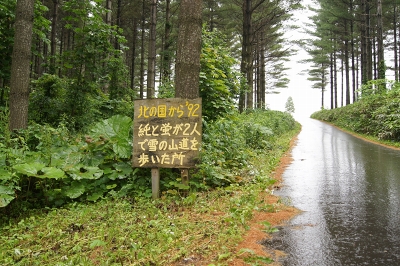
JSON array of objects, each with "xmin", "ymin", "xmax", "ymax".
[{"xmin": 1, "ymin": 195, "xmax": 242, "ymax": 265}]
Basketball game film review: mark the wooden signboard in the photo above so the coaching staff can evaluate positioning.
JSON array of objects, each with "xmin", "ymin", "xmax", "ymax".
[{"xmin": 132, "ymin": 98, "xmax": 202, "ymax": 168}]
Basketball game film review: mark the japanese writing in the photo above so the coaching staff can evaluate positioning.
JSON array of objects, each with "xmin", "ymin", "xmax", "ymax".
[
  {"xmin": 136, "ymin": 101, "xmax": 200, "ymax": 119},
  {"xmin": 133, "ymin": 98, "xmax": 202, "ymax": 168}
]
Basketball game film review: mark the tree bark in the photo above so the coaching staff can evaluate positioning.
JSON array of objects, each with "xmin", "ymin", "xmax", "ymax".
[
  {"xmin": 260, "ymin": 33, "xmax": 266, "ymax": 108},
  {"xmin": 139, "ymin": 0, "xmax": 146, "ymax": 99},
  {"xmin": 344, "ymin": 20, "xmax": 350, "ymax": 105},
  {"xmin": 366, "ymin": 0, "xmax": 373, "ymax": 81},
  {"xmin": 9, "ymin": 0, "xmax": 35, "ymax": 130},
  {"xmin": 350, "ymin": 0, "xmax": 356, "ymax": 102},
  {"xmin": 334, "ymin": 49, "xmax": 338, "ymax": 108},
  {"xmin": 240, "ymin": 0, "xmax": 253, "ymax": 111},
  {"xmin": 115, "ymin": 0, "xmax": 122, "ymax": 50},
  {"xmin": 161, "ymin": 0, "xmax": 172, "ymax": 83},
  {"xmin": 394, "ymin": 4, "xmax": 399, "ymax": 82},
  {"xmin": 255, "ymin": 38, "xmax": 260, "ymax": 108},
  {"xmin": 130, "ymin": 18, "xmax": 138, "ymax": 93},
  {"xmin": 376, "ymin": 0, "xmax": 385, "ymax": 81},
  {"xmin": 147, "ymin": 0, "xmax": 157, "ymax": 99},
  {"xmin": 330, "ymin": 50, "xmax": 334, "ymax": 109},
  {"xmin": 321, "ymin": 63, "xmax": 325, "ymax": 109},
  {"xmin": 0, "ymin": 78, "xmax": 4, "ymax": 106},
  {"xmin": 174, "ymin": 0, "xmax": 203, "ymax": 99},
  {"xmin": 361, "ymin": 0, "xmax": 373, "ymax": 85},
  {"xmin": 106, "ymin": 0, "xmax": 112, "ymax": 26},
  {"xmin": 50, "ymin": 0, "xmax": 59, "ymax": 73}
]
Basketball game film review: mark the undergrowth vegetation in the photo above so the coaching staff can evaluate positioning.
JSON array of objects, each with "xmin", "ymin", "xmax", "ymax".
[
  {"xmin": 311, "ymin": 79, "xmax": 400, "ymax": 144},
  {"xmin": 0, "ymin": 108, "xmax": 300, "ymax": 265}
]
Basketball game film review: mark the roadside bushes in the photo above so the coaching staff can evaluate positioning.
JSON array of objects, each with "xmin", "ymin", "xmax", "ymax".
[
  {"xmin": 195, "ymin": 109, "xmax": 297, "ymax": 187},
  {"xmin": 311, "ymin": 80, "xmax": 400, "ymax": 141}
]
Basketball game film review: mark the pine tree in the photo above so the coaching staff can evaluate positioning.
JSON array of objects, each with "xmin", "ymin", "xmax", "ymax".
[
  {"xmin": 9, "ymin": 0, "xmax": 35, "ymax": 130},
  {"xmin": 174, "ymin": 0, "xmax": 203, "ymax": 99},
  {"xmin": 285, "ymin": 96, "xmax": 295, "ymax": 114}
]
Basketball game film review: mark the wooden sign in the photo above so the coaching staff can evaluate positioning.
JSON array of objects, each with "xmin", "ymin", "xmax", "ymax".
[{"xmin": 132, "ymin": 98, "xmax": 202, "ymax": 168}]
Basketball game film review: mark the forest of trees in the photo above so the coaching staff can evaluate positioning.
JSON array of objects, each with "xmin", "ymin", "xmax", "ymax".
[
  {"xmin": 0, "ymin": 0, "xmax": 301, "ymax": 131},
  {"xmin": 0, "ymin": 0, "xmax": 305, "ymax": 211},
  {"xmin": 2, "ymin": 0, "xmax": 399, "ymax": 129},
  {"xmin": 305, "ymin": 0, "xmax": 400, "ymax": 109}
]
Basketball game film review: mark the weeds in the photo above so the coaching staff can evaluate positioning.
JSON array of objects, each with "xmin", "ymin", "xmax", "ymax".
[
  {"xmin": 0, "ymin": 109, "xmax": 300, "ymax": 265},
  {"xmin": 0, "ymin": 184, "xmax": 281, "ymax": 265}
]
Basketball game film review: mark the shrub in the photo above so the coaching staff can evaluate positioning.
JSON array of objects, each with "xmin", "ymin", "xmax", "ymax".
[
  {"xmin": 194, "ymin": 109, "xmax": 297, "ymax": 187},
  {"xmin": 1, "ymin": 110, "xmax": 298, "ymax": 210},
  {"xmin": 311, "ymin": 80, "xmax": 400, "ymax": 141}
]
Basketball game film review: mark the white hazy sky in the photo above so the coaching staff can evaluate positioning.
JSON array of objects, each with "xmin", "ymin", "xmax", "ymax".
[{"xmin": 265, "ymin": 0, "xmax": 323, "ymax": 121}]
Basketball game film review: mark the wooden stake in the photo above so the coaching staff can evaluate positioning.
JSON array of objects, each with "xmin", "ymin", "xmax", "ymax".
[
  {"xmin": 181, "ymin": 169, "xmax": 189, "ymax": 185},
  {"xmin": 151, "ymin": 168, "xmax": 160, "ymax": 199},
  {"xmin": 181, "ymin": 169, "xmax": 189, "ymax": 196}
]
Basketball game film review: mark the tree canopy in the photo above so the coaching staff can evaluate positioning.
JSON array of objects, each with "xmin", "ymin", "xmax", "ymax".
[
  {"xmin": 304, "ymin": 0, "xmax": 400, "ymax": 109},
  {"xmin": 1, "ymin": 0, "xmax": 303, "ymax": 131},
  {"xmin": 4, "ymin": 0, "xmax": 398, "ymax": 126}
]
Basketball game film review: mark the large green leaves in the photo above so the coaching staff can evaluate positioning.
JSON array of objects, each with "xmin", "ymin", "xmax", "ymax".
[
  {"xmin": 67, "ymin": 165, "xmax": 103, "ymax": 180},
  {"xmin": 63, "ymin": 181, "xmax": 85, "ymax": 199},
  {"xmin": 0, "ymin": 115, "xmax": 138, "ymax": 207},
  {"xmin": 13, "ymin": 163, "xmax": 65, "ymax": 179},
  {"xmin": 90, "ymin": 115, "xmax": 132, "ymax": 158},
  {"xmin": 0, "ymin": 185, "xmax": 15, "ymax": 208}
]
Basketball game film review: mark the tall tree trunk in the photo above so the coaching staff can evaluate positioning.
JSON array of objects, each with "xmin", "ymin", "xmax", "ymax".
[
  {"xmin": 115, "ymin": 0, "xmax": 122, "ymax": 50},
  {"xmin": 34, "ymin": 37, "xmax": 42, "ymax": 77},
  {"xmin": 321, "ymin": 63, "xmax": 325, "ymax": 109},
  {"xmin": 366, "ymin": 0, "xmax": 373, "ymax": 81},
  {"xmin": 131, "ymin": 18, "xmax": 138, "ymax": 93},
  {"xmin": 50, "ymin": 0, "xmax": 59, "ymax": 74},
  {"xmin": 59, "ymin": 27, "xmax": 64, "ymax": 77},
  {"xmin": 9, "ymin": 0, "xmax": 35, "ymax": 130},
  {"xmin": 260, "ymin": 35, "xmax": 266, "ymax": 108},
  {"xmin": 175, "ymin": 0, "xmax": 203, "ymax": 99},
  {"xmin": 376, "ymin": 0, "xmax": 385, "ymax": 81},
  {"xmin": 361, "ymin": 0, "xmax": 367, "ymax": 84},
  {"xmin": 102, "ymin": 0, "xmax": 112, "ymax": 94},
  {"xmin": 0, "ymin": 78, "xmax": 4, "ymax": 106},
  {"xmin": 161, "ymin": 0, "xmax": 172, "ymax": 83},
  {"xmin": 345, "ymin": 20, "xmax": 350, "ymax": 105},
  {"xmin": 398, "ymin": 11, "xmax": 400, "ymax": 81},
  {"xmin": 341, "ymin": 57, "xmax": 344, "ymax": 107},
  {"xmin": 330, "ymin": 50, "xmax": 334, "ymax": 109},
  {"xmin": 147, "ymin": 0, "xmax": 157, "ymax": 99},
  {"xmin": 361, "ymin": 0, "xmax": 373, "ymax": 84},
  {"xmin": 394, "ymin": 4, "xmax": 399, "ymax": 82},
  {"xmin": 106, "ymin": 0, "xmax": 112, "ymax": 26},
  {"xmin": 334, "ymin": 49, "xmax": 338, "ymax": 108},
  {"xmin": 356, "ymin": 54, "xmax": 360, "ymax": 95},
  {"xmin": 139, "ymin": 0, "xmax": 146, "ymax": 99},
  {"xmin": 240, "ymin": 0, "xmax": 253, "ymax": 111},
  {"xmin": 255, "ymin": 39, "xmax": 261, "ymax": 108},
  {"xmin": 373, "ymin": 35, "xmax": 377, "ymax": 80},
  {"xmin": 245, "ymin": 0, "xmax": 254, "ymax": 110},
  {"xmin": 350, "ymin": 0, "xmax": 356, "ymax": 102}
]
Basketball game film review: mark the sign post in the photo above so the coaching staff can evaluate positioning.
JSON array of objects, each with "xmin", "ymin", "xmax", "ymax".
[{"xmin": 132, "ymin": 98, "xmax": 202, "ymax": 199}]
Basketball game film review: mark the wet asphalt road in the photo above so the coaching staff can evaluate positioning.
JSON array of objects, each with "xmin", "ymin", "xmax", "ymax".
[{"xmin": 264, "ymin": 118, "xmax": 400, "ymax": 266}]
